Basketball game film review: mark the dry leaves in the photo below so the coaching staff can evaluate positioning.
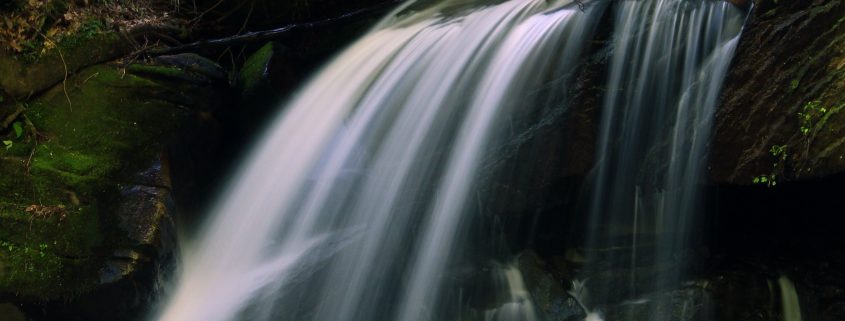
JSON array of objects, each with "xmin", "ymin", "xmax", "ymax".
[
  {"xmin": 25, "ymin": 204, "xmax": 68, "ymax": 221},
  {"xmin": 0, "ymin": 0, "xmax": 176, "ymax": 57}
]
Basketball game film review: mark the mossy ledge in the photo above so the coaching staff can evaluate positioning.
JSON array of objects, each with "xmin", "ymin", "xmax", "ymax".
[{"xmin": 0, "ymin": 54, "xmax": 226, "ymax": 304}]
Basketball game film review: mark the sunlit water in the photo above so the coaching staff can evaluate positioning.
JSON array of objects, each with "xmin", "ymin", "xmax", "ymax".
[{"xmin": 153, "ymin": 0, "xmax": 747, "ymax": 320}]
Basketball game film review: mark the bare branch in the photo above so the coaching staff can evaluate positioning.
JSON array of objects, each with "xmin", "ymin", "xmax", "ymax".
[{"xmin": 144, "ymin": 0, "xmax": 403, "ymax": 56}]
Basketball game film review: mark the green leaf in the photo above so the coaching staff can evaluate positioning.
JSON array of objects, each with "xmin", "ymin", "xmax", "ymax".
[
  {"xmin": 3, "ymin": 140, "xmax": 12, "ymax": 149},
  {"xmin": 12, "ymin": 121, "xmax": 23, "ymax": 138}
]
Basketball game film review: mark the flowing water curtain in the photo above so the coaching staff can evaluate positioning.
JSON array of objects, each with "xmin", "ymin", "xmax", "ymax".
[
  {"xmin": 582, "ymin": 0, "xmax": 744, "ymax": 317},
  {"xmin": 154, "ymin": 1, "xmax": 606, "ymax": 321}
]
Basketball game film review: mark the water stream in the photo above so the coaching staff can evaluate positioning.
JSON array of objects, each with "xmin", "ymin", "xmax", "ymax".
[
  {"xmin": 153, "ymin": 1, "xmax": 746, "ymax": 320},
  {"xmin": 581, "ymin": 0, "xmax": 744, "ymax": 315}
]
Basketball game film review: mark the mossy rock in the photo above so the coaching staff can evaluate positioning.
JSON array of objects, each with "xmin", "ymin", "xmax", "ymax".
[
  {"xmin": 0, "ymin": 54, "xmax": 226, "ymax": 309},
  {"xmin": 0, "ymin": 32, "xmax": 130, "ymax": 100}
]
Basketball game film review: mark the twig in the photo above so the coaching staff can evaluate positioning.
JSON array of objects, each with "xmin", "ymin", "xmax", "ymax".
[
  {"xmin": 1, "ymin": 105, "xmax": 25, "ymax": 130},
  {"xmin": 188, "ymin": 0, "xmax": 228, "ymax": 26},
  {"xmin": 20, "ymin": 20, "xmax": 73, "ymax": 111},
  {"xmin": 56, "ymin": 47, "xmax": 73, "ymax": 112},
  {"xmin": 144, "ymin": 0, "xmax": 402, "ymax": 56},
  {"xmin": 21, "ymin": 114, "xmax": 40, "ymax": 173}
]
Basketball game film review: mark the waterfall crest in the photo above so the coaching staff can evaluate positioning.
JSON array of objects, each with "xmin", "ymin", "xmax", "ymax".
[
  {"xmin": 155, "ymin": 1, "xmax": 604, "ymax": 320},
  {"xmin": 153, "ymin": 0, "xmax": 748, "ymax": 320}
]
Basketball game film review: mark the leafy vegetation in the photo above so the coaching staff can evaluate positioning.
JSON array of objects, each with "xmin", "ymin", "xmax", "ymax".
[
  {"xmin": 753, "ymin": 144, "xmax": 788, "ymax": 187},
  {"xmin": 752, "ymin": 98, "xmax": 839, "ymax": 186},
  {"xmin": 798, "ymin": 100, "xmax": 829, "ymax": 136},
  {"xmin": 1, "ymin": 0, "xmax": 173, "ymax": 63}
]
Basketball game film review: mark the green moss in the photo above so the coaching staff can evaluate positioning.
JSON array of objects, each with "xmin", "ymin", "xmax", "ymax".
[
  {"xmin": 126, "ymin": 64, "xmax": 189, "ymax": 80},
  {"xmin": 0, "ymin": 239, "xmax": 66, "ymax": 294},
  {"xmin": 0, "ymin": 61, "xmax": 197, "ymax": 298},
  {"xmin": 57, "ymin": 20, "xmax": 105, "ymax": 51},
  {"xmin": 239, "ymin": 42, "xmax": 277, "ymax": 98}
]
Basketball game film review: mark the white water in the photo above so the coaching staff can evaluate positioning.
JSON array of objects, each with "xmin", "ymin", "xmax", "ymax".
[
  {"xmin": 155, "ymin": 1, "xmax": 604, "ymax": 320},
  {"xmin": 154, "ymin": 0, "xmax": 749, "ymax": 320},
  {"xmin": 485, "ymin": 266, "xmax": 538, "ymax": 321}
]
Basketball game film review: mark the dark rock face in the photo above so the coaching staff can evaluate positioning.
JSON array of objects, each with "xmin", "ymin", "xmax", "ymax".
[
  {"xmin": 189, "ymin": 0, "xmax": 398, "ymax": 31},
  {"xmin": 712, "ymin": 0, "xmax": 845, "ymax": 184}
]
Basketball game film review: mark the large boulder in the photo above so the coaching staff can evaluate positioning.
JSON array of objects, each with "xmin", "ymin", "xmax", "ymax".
[
  {"xmin": 0, "ymin": 33, "xmax": 131, "ymax": 100},
  {"xmin": 0, "ymin": 54, "xmax": 228, "ymax": 320}
]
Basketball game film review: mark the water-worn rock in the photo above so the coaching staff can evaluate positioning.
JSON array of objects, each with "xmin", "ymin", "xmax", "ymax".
[
  {"xmin": 519, "ymin": 246, "xmax": 845, "ymax": 321},
  {"xmin": 0, "ymin": 54, "xmax": 227, "ymax": 320},
  {"xmin": 712, "ymin": 0, "xmax": 845, "ymax": 184}
]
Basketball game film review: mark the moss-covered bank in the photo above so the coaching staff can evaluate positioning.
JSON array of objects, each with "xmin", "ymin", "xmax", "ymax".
[{"xmin": 0, "ymin": 52, "xmax": 228, "ymax": 320}]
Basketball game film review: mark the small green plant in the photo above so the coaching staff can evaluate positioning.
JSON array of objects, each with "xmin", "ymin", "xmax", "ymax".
[
  {"xmin": 753, "ymin": 174, "xmax": 775, "ymax": 186},
  {"xmin": 753, "ymin": 144, "xmax": 789, "ymax": 187},
  {"xmin": 770, "ymin": 144, "xmax": 788, "ymax": 160},
  {"xmin": 12, "ymin": 121, "xmax": 23, "ymax": 138},
  {"xmin": 798, "ymin": 100, "xmax": 828, "ymax": 136}
]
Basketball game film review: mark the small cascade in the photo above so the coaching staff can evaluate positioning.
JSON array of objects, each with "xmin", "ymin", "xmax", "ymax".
[
  {"xmin": 583, "ymin": 0, "xmax": 745, "ymax": 312},
  {"xmin": 485, "ymin": 266, "xmax": 538, "ymax": 321},
  {"xmin": 778, "ymin": 276, "xmax": 802, "ymax": 321}
]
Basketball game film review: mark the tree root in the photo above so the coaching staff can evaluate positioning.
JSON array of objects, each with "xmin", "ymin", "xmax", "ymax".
[{"xmin": 1, "ymin": 105, "xmax": 25, "ymax": 130}]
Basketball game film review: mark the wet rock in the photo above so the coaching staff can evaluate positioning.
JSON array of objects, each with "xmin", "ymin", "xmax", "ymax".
[
  {"xmin": 153, "ymin": 54, "xmax": 229, "ymax": 85},
  {"xmin": 712, "ymin": 0, "xmax": 845, "ymax": 184},
  {"xmin": 516, "ymin": 251, "xmax": 585, "ymax": 321},
  {"xmin": 728, "ymin": 0, "xmax": 750, "ymax": 9},
  {"xmin": 0, "ymin": 303, "xmax": 26, "ymax": 321}
]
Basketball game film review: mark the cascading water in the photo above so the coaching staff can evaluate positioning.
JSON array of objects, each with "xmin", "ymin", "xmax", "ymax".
[
  {"xmin": 581, "ymin": 0, "xmax": 744, "ymax": 317},
  {"xmin": 154, "ymin": 0, "xmax": 748, "ymax": 320},
  {"xmin": 155, "ymin": 1, "xmax": 604, "ymax": 320}
]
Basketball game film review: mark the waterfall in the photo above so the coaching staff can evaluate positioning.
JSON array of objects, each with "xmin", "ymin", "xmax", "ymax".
[
  {"xmin": 153, "ymin": 0, "xmax": 748, "ymax": 320},
  {"xmin": 778, "ymin": 275, "xmax": 802, "ymax": 321},
  {"xmin": 582, "ymin": 0, "xmax": 744, "ymax": 314},
  {"xmin": 154, "ymin": 1, "xmax": 604, "ymax": 320}
]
